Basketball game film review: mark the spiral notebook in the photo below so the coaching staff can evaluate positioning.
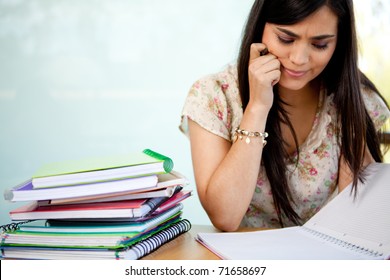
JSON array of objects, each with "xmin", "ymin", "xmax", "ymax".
[
  {"xmin": 31, "ymin": 149, "xmax": 174, "ymax": 188},
  {"xmin": 1, "ymin": 204, "xmax": 184, "ymax": 249},
  {"xmin": 0, "ymin": 219, "xmax": 191, "ymax": 260},
  {"xmin": 7, "ymin": 204, "xmax": 184, "ymax": 235},
  {"xmin": 197, "ymin": 163, "xmax": 390, "ymax": 260}
]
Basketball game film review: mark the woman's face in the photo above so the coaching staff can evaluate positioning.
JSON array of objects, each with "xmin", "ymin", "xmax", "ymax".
[{"xmin": 262, "ymin": 5, "xmax": 338, "ymax": 92}]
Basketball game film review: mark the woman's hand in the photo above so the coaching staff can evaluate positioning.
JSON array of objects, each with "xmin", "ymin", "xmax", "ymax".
[{"xmin": 248, "ymin": 43, "xmax": 281, "ymax": 111}]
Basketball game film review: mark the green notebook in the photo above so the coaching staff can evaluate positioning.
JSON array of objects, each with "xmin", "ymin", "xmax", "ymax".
[{"xmin": 31, "ymin": 149, "xmax": 173, "ymax": 189}]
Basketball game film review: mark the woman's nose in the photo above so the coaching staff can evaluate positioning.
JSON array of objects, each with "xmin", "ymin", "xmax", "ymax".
[{"xmin": 289, "ymin": 45, "xmax": 310, "ymax": 66}]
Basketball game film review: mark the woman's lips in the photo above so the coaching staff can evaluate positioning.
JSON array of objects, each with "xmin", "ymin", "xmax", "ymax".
[{"xmin": 283, "ymin": 67, "xmax": 308, "ymax": 78}]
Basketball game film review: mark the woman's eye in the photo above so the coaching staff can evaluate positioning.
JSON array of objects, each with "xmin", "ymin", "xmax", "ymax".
[
  {"xmin": 312, "ymin": 43, "xmax": 329, "ymax": 50},
  {"xmin": 277, "ymin": 36, "xmax": 294, "ymax": 45}
]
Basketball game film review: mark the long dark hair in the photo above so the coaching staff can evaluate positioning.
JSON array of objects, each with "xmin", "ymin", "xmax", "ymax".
[{"xmin": 237, "ymin": 0, "xmax": 389, "ymax": 226}]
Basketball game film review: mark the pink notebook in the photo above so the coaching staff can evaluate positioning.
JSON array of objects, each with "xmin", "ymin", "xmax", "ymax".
[{"xmin": 10, "ymin": 198, "xmax": 155, "ymax": 220}]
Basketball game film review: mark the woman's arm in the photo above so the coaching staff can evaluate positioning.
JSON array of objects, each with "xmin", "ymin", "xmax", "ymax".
[
  {"xmin": 188, "ymin": 43, "xmax": 280, "ymax": 231},
  {"xmin": 188, "ymin": 110, "xmax": 267, "ymax": 231}
]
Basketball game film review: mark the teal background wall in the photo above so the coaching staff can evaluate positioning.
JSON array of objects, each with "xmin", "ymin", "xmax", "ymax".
[{"xmin": 0, "ymin": 0, "xmax": 252, "ymax": 226}]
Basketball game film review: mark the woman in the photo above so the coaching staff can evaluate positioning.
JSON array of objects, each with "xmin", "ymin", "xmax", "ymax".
[{"xmin": 180, "ymin": 0, "xmax": 390, "ymax": 231}]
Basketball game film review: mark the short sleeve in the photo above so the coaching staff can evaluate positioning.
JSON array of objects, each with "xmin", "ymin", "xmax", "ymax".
[
  {"xmin": 362, "ymin": 88, "xmax": 390, "ymax": 131},
  {"xmin": 179, "ymin": 65, "xmax": 242, "ymax": 141}
]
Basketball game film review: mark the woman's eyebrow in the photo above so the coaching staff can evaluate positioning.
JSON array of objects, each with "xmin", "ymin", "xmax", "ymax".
[{"xmin": 276, "ymin": 27, "xmax": 336, "ymax": 40}]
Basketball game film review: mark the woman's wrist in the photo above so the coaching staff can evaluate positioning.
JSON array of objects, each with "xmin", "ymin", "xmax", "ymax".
[
  {"xmin": 245, "ymin": 100, "xmax": 271, "ymax": 118},
  {"xmin": 240, "ymin": 101, "xmax": 270, "ymax": 131}
]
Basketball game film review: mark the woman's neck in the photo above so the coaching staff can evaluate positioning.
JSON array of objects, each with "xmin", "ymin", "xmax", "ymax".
[
  {"xmin": 277, "ymin": 80, "xmax": 322, "ymax": 154},
  {"xmin": 278, "ymin": 80, "xmax": 321, "ymax": 108}
]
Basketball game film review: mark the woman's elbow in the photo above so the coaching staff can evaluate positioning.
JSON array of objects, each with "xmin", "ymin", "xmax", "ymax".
[{"xmin": 208, "ymin": 213, "xmax": 242, "ymax": 232}]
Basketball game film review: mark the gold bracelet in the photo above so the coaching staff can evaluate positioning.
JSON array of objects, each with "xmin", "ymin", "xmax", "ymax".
[{"xmin": 233, "ymin": 127, "xmax": 268, "ymax": 146}]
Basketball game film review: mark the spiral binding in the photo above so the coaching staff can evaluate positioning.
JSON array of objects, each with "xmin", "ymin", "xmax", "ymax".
[
  {"xmin": 0, "ymin": 220, "xmax": 34, "ymax": 234},
  {"xmin": 143, "ymin": 149, "xmax": 174, "ymax": 173},
  {"xmin": 302, "ymin": 226, "xmax": 383, "ymax": 258},
  {"xmin": 124, "ymin": 219, "xmax": 191, "ymax": 260}
]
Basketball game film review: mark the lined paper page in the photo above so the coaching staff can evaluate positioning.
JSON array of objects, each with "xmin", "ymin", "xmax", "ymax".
[{"xmin": 305, "ymin": 163, "xmax": 390, "ymax": 255}]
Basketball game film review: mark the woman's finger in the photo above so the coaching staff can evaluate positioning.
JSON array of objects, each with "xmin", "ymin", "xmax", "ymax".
[{"xmin": 249, "ymin": 43, "xmax": 268, "ymax": 61}]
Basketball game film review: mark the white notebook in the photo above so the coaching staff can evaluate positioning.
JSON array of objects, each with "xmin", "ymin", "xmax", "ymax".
[{"xmin": 197, "ymin": 162, "xmax": 390, "ymax": 260}]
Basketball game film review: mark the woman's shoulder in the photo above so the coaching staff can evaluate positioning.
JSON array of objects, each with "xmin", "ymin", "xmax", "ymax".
[
  {"xmin": 199, "ymin": 63, "xmax": 237, "ymax": 81},
  {"xmin": 187, "ymin": 63, "xmax": 241, "ymax": 109},
  {"xmin": 180, "ymin": 64, "xmax": 242, "ymax": 141},
  {"xmin": 191, "ymin": 64, "xmax": 238, "ymax": 95},
  {"xmin": 361, "ymin": 86, "xmax": 390, "ymax": 130}
]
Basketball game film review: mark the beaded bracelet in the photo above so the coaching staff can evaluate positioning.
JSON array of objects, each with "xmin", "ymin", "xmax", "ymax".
[{"xmin": 233, "ymin": 127, "xmax": 268, "ymax": 146}]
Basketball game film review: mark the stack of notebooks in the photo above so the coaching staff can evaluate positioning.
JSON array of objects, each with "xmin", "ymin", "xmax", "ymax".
[{"xmin": 0, "ymin": 149, "xmax": 192, "ymax": 260}]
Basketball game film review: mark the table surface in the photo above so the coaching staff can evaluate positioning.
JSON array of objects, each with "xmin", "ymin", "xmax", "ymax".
[{"xmin": 141, "ymin": 224, "xmax": 262, "ymax": 260}]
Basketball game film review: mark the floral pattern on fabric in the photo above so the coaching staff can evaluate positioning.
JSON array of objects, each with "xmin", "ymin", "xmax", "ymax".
[{"xmin": 180, "ymin": 64, "xmax": 390, "ymax": 228}]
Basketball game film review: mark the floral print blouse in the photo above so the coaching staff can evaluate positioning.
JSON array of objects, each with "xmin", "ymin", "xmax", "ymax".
[{"xmin": 180, "ymin": 64, "xmax": 390, "ymax": 228}]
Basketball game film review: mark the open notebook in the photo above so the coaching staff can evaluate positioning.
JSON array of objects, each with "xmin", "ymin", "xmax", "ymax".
[{"xmin": 197, "ymin": 162, "xmax": 390, "ymax": 260}]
